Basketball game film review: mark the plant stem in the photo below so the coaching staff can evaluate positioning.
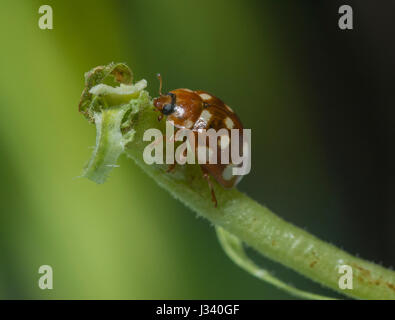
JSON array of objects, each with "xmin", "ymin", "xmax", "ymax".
[{"xmin": 216, "ymin": 226, "xmax": 336, "ymax": 300}]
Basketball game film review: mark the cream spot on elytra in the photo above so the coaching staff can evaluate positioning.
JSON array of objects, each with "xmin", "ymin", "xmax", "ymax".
[
  {"xmin": 199, "ymin": 93, "xmax": 212, "ymax": 101},
  {"xmin": 173, "ymin": 106, "xmax": 185, "ymax": 118},
  {"xmin": 220, "ymin": 135, "xmax": 230, "ymax": 149},
  {"xmin": 200, "ymin": 109, "xmax": 212, "ymax": 123},
  {"xmin": 225, "ymin": 117, "xmax": 234, "ymax": 129}
]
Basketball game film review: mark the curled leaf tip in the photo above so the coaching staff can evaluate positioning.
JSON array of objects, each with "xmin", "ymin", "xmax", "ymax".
[
  {"xmin": 79, "ymin": 62, "xmax": 134, "ymax": 121},
  {"xmin": 79, "ymin": 63, "xmax": 151, "ymax": 183}
]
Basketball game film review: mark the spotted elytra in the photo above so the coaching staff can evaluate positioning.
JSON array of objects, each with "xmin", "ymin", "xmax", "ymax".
[{"xmin": 153, "ymin": 74, "xmax": 247, "ymax": 207}]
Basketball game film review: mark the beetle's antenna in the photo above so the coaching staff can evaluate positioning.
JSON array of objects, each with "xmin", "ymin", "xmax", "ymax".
[{"xmin": 157, "ymin": 73, "xmax": 163, "ymax": 96}]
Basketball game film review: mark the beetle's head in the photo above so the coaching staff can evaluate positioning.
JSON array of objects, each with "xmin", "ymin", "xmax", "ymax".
[{"xmin": 153, "ymin": 74, "xmax": 176, "ymax": 116}]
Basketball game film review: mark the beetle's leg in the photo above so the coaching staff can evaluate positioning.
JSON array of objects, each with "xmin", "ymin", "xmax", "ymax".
[
  {"xmin": 158, "ymin": 114, "xmax": 163, "ymax": 121},
  {"xmin": 166, "ymin": 163, "xmax": 176, "ymax": 173},
  {"xmin": 165, "ymin": 128, "xmax": 178, "ymax": 173},
  {"xmin": 200, "ymin": 166, "xmax": 218, "ymax": 208}
]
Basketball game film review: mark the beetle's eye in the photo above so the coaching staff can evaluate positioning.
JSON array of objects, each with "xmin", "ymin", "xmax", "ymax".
[{"xmin": 162, "ymin": 103, "xmax": 175, "ymax": 115}]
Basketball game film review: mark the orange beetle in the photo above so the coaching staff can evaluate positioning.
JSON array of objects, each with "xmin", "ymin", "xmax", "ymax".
[{"xmin": 153, "ymin": 75, "xmax": 246, "ymax": 207}]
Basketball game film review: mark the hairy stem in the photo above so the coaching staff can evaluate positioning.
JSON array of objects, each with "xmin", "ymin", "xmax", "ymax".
[
  {"xmin": 79, "ymin": 63, "xmax": 395, "ymax": 300},
  {"xmin": 216, "ymin": 227, "xmax": 336, "ymax": 300}
]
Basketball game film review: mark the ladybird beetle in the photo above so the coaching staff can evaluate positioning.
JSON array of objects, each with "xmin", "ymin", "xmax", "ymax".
[{"xmin": 153, "ymin": 74, "xmax": 246, "ymax": 207}]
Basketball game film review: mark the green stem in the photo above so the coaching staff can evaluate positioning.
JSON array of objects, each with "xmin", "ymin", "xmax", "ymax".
[
  {"xmin": 79, "ymin": 63, "xmax": 395, "ymax": 300},
  {"xmin": 216, "ymin": 226, "xmax": 336, "ymax": 300}
]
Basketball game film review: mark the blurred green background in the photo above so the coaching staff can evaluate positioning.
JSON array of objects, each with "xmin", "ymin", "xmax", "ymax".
[{"xmin": 0, "ymin": 0, "xmax": 392, "ymax": 299}]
